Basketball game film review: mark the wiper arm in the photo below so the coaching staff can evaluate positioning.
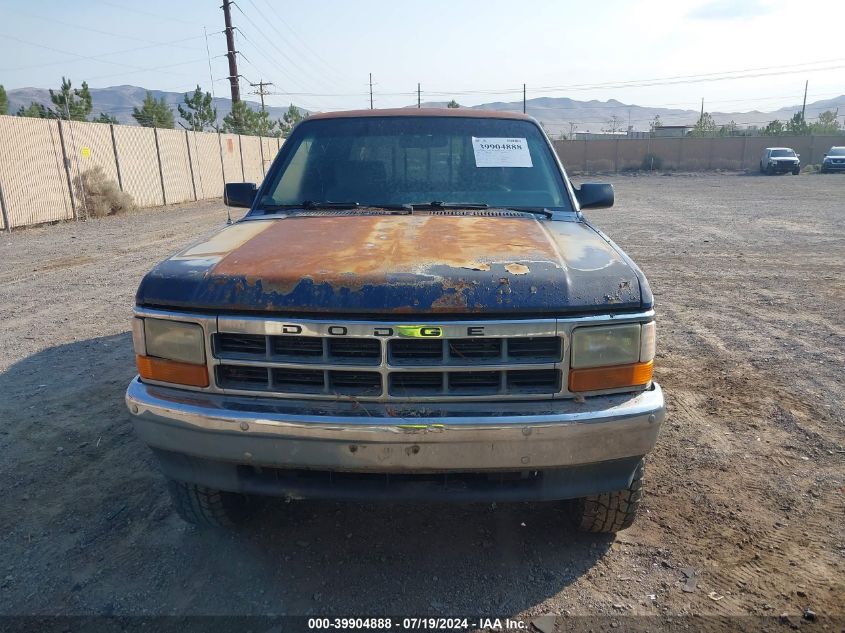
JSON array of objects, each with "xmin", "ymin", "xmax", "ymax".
[
  {"xmin": 506, "ymin": 207, "xmax": 554, "ymax": 219},
  {"xmin": 408, "ymin": 201, "xmax": 489, "ymax": 210},
  {"xmin": 255, "ymin": 202, "xmax": 413, "ymax": 215}
]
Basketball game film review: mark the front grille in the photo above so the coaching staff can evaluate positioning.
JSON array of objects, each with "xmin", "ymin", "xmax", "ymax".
[{"xmin": 213, "ymin": 321, "xmax": 564, "ymax": 401}]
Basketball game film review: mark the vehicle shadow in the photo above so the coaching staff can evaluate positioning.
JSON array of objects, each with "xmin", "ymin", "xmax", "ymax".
[{"xmin": 0, "ymin": 334, "xmax": 613, "ymax": 617}]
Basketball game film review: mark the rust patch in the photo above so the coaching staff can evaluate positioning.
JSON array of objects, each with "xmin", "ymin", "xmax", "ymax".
[
  {"xmin": 504, "ymin": 263, "xmax": 530, "ymax": 275},
  {"xmin": 212, "ymin": 215, "xmax": 561, "ymax": 294}
]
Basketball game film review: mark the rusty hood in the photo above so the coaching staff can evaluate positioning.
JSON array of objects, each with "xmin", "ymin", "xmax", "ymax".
[{"xmin": 136, "ymin": 214, "xmax": 651, "ymax": 315}]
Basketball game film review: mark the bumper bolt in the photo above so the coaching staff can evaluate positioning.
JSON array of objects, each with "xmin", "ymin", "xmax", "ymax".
[
  {"xmin": 239, "ymin": 421, "xmax": 249, "ymax": 431},
  {"xmin": 131, "ymin": 405, "xmax": 139, "ymax": 414},
  {"xmin": 648, "ymin": 414, "xmax": 656, "ymax": 424}
]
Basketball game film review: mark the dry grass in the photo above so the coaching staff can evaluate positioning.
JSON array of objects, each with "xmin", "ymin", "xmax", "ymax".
[{"xmin": 74, "ymin": 166, "xmax": 135, "ymax": 219}]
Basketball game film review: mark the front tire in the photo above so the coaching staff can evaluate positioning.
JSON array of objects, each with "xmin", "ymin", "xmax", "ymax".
[
  {"xmin": 166, "ymin": 479, "xmax": 260, "ymax": 527},
  {"xmin": 792, "ymin": 166, "xmax": 800, "ymax": 175},
  {"xmin": 766, "ymin": 164, "xmax": 774, "ymax": 175},
  {"xmin": 571, "ymin": 459, "xmax": 644, "ymax": 533}
]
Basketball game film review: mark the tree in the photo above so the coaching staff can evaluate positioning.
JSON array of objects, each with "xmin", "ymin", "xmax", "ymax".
[
  {"xmin": 0, "ymin": 85, "xmax": 7, "ymax": 116},
  {"xmin": 94, "ymin": 112, "xmax": 119, "ymax": 124},
  {"xmin": 446, "ymin": 99, "xmax": 460, "ymax": 109},
  {"xmin": 810, "ymin": 109, "xmax": 840, "ymax": 135},
  {"xmin": 132, "ymin": 92, "xmax": 175, "ymax": 128},
  {"xmin": 177, "ymin": 85, "xmax": 217, "ymax": 132},
  {"xmin": 277, "ymin": 104, "xmax": 306, "ymax": 137},
  {"xmin": 16, "ymin": 102, "xmax": 52, "ymax": 118},
  {"xmin": 718, "ymin": 120, "xmax": 738, "ymax": 136},
  {"xmin": 785, "ymin": 112, "xmax": 809, "ymax": 135},
  {"xmin": 762, "ymin": 119, "xmax": 785, "ymax": 136},
  {"xmin": 649, "ymin": 114, "xmax": 662, "ymax": 134},
  {"xmin": 49, "ymin": 77, "xmax": 93, "ymax": 121},
  {"xmin": 690, "ymin": 112, "xmax": 717, "ymax": 137},
  {"xmin": 222, "ymin": 100, "xmax": 257, "ymax": 135}
]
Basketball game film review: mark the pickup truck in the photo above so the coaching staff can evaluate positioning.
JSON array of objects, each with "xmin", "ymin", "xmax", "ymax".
[{"xmin": 125, "ymin": 109, "xmax": 665, "ymax": 533}]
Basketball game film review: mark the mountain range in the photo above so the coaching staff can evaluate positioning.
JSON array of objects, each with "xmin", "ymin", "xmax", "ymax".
[{"xmin": 5, "ymin": 85, "xmax": 844, "ymax": 136}]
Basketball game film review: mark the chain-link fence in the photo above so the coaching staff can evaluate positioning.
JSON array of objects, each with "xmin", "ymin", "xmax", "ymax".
[{"xmin": 0, "ymin": 115, "xmax": 282, "ymax": 230}]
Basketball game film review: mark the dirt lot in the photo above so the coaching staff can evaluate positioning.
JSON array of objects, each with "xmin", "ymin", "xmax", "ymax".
[{"xmin": 1, "ymin": 173, "xmax": 843, "ymax": 627}]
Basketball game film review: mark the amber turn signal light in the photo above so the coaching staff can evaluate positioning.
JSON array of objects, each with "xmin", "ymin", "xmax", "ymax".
[
  {"xmin": 136, "ymin": 355, "xmax": 209, "ymax": 387},
  {"xmin": 568, "ymin": 360, "xmax": 653, "ymax": 392}
]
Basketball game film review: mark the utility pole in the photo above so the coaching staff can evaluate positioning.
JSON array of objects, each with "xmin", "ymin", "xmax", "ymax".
[
  {"xmin": 250, "ymin": 79, "xmax": 274, "ymax": 112},
  {"xmin": 523, "ymin": 84, "xmax": 526, "ymax": 114},
  {"xmin": 417, "ymin": 83, "xmax": 421, "ymax": 108},
  {"xmin": 801, "ymin": 80, "xmax": 808, "ymax": 121},
  {"xmin": 700, "ymin": 97, "xmax": 704, "ymax": 119},
  {"xmin": 369, "ymin": 73, "xmax": 373, "ymax": 109},
  {"xmin": 222, "ymin": 0, "xmax": 240, "ymax": 103}
]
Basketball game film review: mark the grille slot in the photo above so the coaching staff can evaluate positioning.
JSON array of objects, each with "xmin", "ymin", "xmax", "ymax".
[
  {"xmin": 448, "ymin": 371, "xmax": 500, "ymax": 394},
  {"xmin": 389, "ymin": 339, "xmax": 443, "ymax": 363},
  {"xmin": 217, "ymin": 365, "xmax": 268, "ymax": 390},
  {"xmin": 272, "ymin": 368, "xmax": 324, "ymax": 393},
  {"xmin": 390, "ymin": 372, "xmax": 444, "ymax": 396},
  {"xmin": 272, "ymin": 335, "xmax": 323, "ymax": 357},
  {"xmin": 507, "ymin": 369, "xmax": 561, "ymax": 393},
  {"xmin": 327, "ymin": 338, "xmax": 380, "ymax": 363},
  {"xmin": 449, "ymin": 338, "xmax": 502, "ymax": 360},
  {"xmin": 328, "ymin": 371, "xmax": 382, "ymax": 395},
  {"xmin": 507, "ymin": 336, "xmax": 561, "ymax": 360},
  {"xmin": 216, "ymin": 333, "xmax": 265, "ymax": 357}
]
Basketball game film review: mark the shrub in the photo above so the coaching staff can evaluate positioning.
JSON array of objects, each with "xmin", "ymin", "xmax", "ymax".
[
  {"xmin": 641, "ymin": 153, "xmax": 663, "ymax": 171},
  {"xmin": 73, "ymin": 166, "xmax": 135, "ymax": 218}
]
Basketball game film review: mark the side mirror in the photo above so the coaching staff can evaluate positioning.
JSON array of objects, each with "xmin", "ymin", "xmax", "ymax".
[
  {"xmin": 224, "ymin": 182, "xmax": 257, "ymax": 208},
  {"xmin": 575, "ymin": 183, "xmax": 614, "ymax": 209},
  {"xmin": 796, "ymin": 153, "xmax": 801, "ymax": 158}
]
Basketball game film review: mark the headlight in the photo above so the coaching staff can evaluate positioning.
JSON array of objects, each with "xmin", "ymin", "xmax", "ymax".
[
  {"xmin": 143, "ymin": 318, "xmax": 205, "ymax": 363},
  {"xmin": 134, "ymin": 318, "xmax": 208, "ymax": 387},
  {"xmin": 569, "ymin": 322, "xmax": 654, "ymax": 392}
]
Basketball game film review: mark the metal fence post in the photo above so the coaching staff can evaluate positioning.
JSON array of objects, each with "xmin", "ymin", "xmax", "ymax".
[
  {"xmin": 614, "ymin": 139, "xmax": 620, "ymax": 173},
  {"xmin": 582, "ymin": 139, "xmax": 587, "ymax": 172},
  {"xmin": 153, "ymin": 127, "xmax": 167, "ymax": 206},
  {"xmin": 0, "ymin": 180, "xmax": 11, "ymax": 232},
  {"xmin": 185, "ymin": 130, "xmax": 198, "ymax": 201},
  {"xmin": 238, "ymin": 135, "xmax": 245, "ymax": 181},
  {"xmin": 109, "ymin": 124, "xmax": 123, "ymax": 191},
  {"xmin": 740, "ymin": 135, "xmax": 747, "ymax": 171},
  {"xmin": 218, "ymin": 132, "xmax": 226, "ymax": 188},
  {"xmin": 56, "ymin": 120, "xmax": 78, "ymax": 220}
]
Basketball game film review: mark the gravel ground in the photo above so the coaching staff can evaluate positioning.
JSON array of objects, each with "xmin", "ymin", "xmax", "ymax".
[{"xmin": 0, "ymin": 173, "xmax": 843, "ymax": 628}]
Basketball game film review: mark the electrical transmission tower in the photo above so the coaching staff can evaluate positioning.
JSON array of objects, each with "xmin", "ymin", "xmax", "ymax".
[{"xmin": 250, "ymin": 80, "xmax": 274, "ymax": 111}]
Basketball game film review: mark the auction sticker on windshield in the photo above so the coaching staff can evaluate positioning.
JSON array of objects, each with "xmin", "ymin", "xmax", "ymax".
[{"xmin": 472, "ymin": 137, "xmax": 533, "ymax": 168}]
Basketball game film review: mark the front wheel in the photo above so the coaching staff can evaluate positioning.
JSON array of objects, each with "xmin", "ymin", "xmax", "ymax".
[
  {"xmin": 766, "ymin": 164, "xmax": 774, "ymax": 175},
  {"xmin": 166, "ymin": 479, "xmax": 261, "ymax": 527},
  {"xmin": 792, "ymin": 167, "xmax": 800, "ymax": 175},
  {"xmin": 570, "ymin": 459, "xmax": 644, "ymax": 533}
]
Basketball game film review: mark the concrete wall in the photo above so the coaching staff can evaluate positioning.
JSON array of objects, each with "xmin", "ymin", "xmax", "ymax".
[
  {"xmin": 553, "ymin": 135, "xmax": 844, "ymax": 173},
  {"xmin": 0, "ymin": 115, "xmax": 281, "ymax": 230}
]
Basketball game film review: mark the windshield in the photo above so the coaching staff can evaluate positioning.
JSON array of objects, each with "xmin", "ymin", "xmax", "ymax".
[
  {"xmin": 771, "ymin": 149, "xmax": 796, "ymax": 157},
  {"xmin": 256, "ymin": 116, "xmax": 571, "ymax": 211},
  {"xmin": 828, "ymin": 147, "xmax": 845, "ymax": 156}
]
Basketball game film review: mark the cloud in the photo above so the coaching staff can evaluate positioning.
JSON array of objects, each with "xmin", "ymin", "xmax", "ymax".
[{"xmin": 688, "ymin": 0, "xmax": 773, "ymax": 19}]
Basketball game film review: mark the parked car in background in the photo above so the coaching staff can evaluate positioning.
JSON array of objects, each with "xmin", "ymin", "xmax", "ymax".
[
  {"xmin": 760, "ymin": 147, "xmax": 800, "ymax": 175},
  {"xmin": 821, "ymin": 146, "xmax": 845, "ymax": 173}
]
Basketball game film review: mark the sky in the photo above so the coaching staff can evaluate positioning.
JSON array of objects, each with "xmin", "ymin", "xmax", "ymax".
[{"xmin": 1, "ymin": 0, "xmax": 844, "ymax": 116}]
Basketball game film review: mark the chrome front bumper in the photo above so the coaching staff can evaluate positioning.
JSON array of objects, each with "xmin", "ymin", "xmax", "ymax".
[{"xmin": 125, "ymin": 377, "xmax": 665, "ymax": 473}]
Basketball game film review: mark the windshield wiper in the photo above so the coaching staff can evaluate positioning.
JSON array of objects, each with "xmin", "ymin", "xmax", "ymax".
[
  {"xmin": 256, "ymin": 201, "xmax": 413, "ymax": 215},
  {"xmin": 408, "ymin": 201, "xmax": 489, "ymax": 210}
]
